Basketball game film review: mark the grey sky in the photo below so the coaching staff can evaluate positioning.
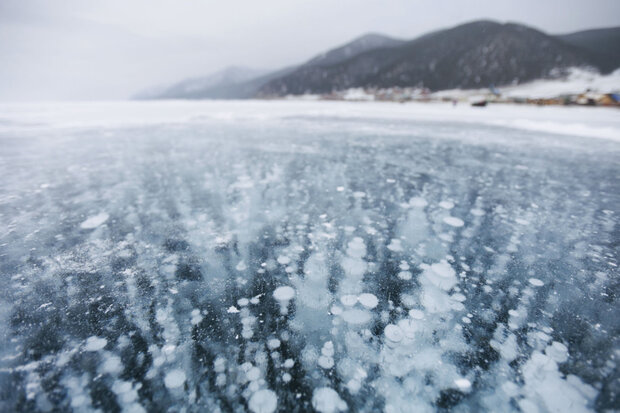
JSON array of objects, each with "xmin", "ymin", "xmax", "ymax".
[{"xmin": 1, "ymin": 0, "xmax": 619, "ymax": 101}]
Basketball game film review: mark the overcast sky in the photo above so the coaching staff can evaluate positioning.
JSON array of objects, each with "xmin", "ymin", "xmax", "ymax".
[{"xmin": 1, "ymin": 0, "xmax": 619, "ymax": 101}]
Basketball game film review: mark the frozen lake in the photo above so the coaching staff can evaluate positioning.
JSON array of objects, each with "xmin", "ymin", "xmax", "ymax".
[{"xmin": 0, "ymin": 101, "xmax": 618, "ymax": 412}]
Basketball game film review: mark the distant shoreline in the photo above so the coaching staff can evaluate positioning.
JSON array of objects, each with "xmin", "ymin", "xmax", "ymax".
[{"xmin": 1, "ymin": 100, "xmax": 618, "ymax": 142}]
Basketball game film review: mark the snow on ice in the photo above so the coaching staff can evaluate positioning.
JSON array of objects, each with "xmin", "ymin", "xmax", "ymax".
[
  {"xmin": 164, "ymin": 370, "xmax": 186, "ymax": 389},
  {"xmin": 79, "ymin": 212, "xmax": 110, "ymax": 229}
]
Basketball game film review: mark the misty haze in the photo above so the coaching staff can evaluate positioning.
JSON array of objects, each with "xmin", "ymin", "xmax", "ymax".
[{"xmin": 0, "ymin": 1, "xmax": 619, "ymax": 413}]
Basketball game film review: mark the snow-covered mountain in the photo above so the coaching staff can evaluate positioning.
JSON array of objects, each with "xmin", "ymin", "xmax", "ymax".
[
  {"xmin": 259, "ymin": 21, "xmax": 619, "ymax": 96},
  {"xmin": 143, "ymin": 21, "xmax": 620, "ymax": 99},
  {"xmin": 303, "ymin": 33, "xmax": 404, "ymax": 67}
]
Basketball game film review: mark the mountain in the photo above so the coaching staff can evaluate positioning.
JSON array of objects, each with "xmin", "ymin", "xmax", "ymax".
[
  {"xmin": 304, "ymin": 33, "xmax": 404, "ymax": 67},
  {"xmin": 555, "ymin": 27, "xmax": 620, "ymax": 73},
  {"xmin": 143, "ymin": 21, "xmax": 620, "ymax": 99},
  {"xmin": 135, "ymin": 66, "xmax": 270, "ymax": 99},
  {"xmin": 141, "ymin": 33, "xmax": 403, "ymax": 99},
  {"xmin": 258, "ymin": 21, "xmax": 610, "ymax": 95},
  {"xmin": 170, "ymin": 65, "xmax": 298, "ymax": 99}
]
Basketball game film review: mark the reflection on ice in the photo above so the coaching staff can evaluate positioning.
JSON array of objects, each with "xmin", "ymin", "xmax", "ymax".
[{"xmin": 0, "ymin": 103, "xmax": 618, "ymax": 412}]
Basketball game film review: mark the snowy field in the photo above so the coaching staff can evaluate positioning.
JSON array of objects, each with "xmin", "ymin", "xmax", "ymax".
[
  {"xmin": 432, "ymin": 68, "xmax": 620, "ymax": 102},
  {"xmin": 0, "ymin": 100, "xmax": 618, "ymax": 412}
]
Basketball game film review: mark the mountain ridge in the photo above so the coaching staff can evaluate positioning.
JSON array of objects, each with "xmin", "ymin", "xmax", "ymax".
[
  {"xmin": 137, "ymin": 31, "xmax": 404, "ymax": 100},
  {"xmin": 556, "ymin": 27, "xmax": 620, "ymax": 73},
  {"xmin": 139, "ymin": 20, "xmax": 620, "ymax": 99},
  {"xmin": 136, "ymin": 66, "xmax": 270, "ymax": 100},
  {"xmin": 258, "ymin": 21, "xmax": 603, "ymax": 95}
]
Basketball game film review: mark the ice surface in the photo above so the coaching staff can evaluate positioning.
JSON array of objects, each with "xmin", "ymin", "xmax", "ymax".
[{"xmin": 0, "ymin": 101, "xmax": 618, "ymax": 412}]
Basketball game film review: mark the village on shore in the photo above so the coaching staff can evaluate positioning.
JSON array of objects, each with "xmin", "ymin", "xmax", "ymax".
[{"xmin": 280, "ymin": 69, "xmax": 620, "ymax": 107}]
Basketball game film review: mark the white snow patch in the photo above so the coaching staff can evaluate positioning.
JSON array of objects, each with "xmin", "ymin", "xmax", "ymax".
[
  {"xmin": 454, "ymin": 378, "xmax": 472, "ymax": 391},
  {"xmin": 330, "ymin": 305, "xmax": 343, "ymax": 315},
  {"xmin": 409, "ymin": 197, "xmax": 428, "ymax": 208},
  {"xmin": 248, "ymin": 389, "xmax": 278, "ymax": 413},
  {"xmin": 274, "ymin": 286, "xmax": 295, "ymax": 315},
  {"xmin": 504, "ymin": 67, "xmax": 620, "ymax": 99},
  {"xmin": 101, "ymin": 355, "xmax": 122, "ymax": 374},
  {"xmin": 318, "ymin": 355, "xmax": 334, "ymax": 369},
  {"xmin": 397, "ymin": 271, "xmax": 412, "ymax": 280},
  {"xmin": 358, "ymin": 293, "xmax": 378, "ymax": 309},
  {"xmin": 340, "ymin": 295, "xmax": 358, "ymax": 307},
  {"xmin": 387, "ymin": 239, "xmax": 403, "ymax": 252},
  {"xmin": 546, "ymin": 341, "xmax": 569, "ymax": 363},
  {"xmin": 384, "ymin": 324, "xmax": 404, "ymax": 343},
  {"xmin": 267, "ymin": 338, "xmax": 281, "ymax": 350},
  {"xmin": 80, "ymin": 212, "xmax": 109, "ymax": 229},
  {"xmin": 443, "ymin": 216, "xmax": 465, "ymax": 227},
  {"xmin": 84, "ymin": 336, "xmax": 107, "ymax": 352},
  {"xmin": 273, "ymin": 286, "xmax": 295, "ymax": 301},
  {"xmin": 312, "ymin": 387, "xmax": 348, "ymax": 413},
  {"xmin": 277, "ymin": 255, "xmax": 291, "ymax": 265},
  {"xmin": 246, "ymin": 367, "xmax": 261, "ymax": 381},
  {"xmin": 322, "ymin": 341, "xmax": 335, "ymax": 357},
  {"xmin": 341, "ymin": 308, "xmax": 372, "ymax": 325},
  {"xmin": 409, "ymin": 309, "xmax": 425, "ymax": 320},
  {"xmin": 528, "ymin": 278, "xmax": 544, "ymax": 287},
  {"xmin": 164, "ymin": 369, "xmax": 186, "ymax": 389},
  {"xmin": 521, "ymin": 351, "xmax": 595, "ymax": 413},
  {"xmin": 423, "ymin": 261, "xmax": 458, "ymax": 291}
]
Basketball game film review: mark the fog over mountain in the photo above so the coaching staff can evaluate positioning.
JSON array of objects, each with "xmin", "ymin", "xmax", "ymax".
[
  {"xmin": 1, "ymin": 0, "xmax": 619, "ymax": 100},
  {"xmin": 135, "ymin": 67, "xmax": 270, "ymax": 100},
  {"xmin": 556, "ymin": 27, "xmax": 620, "ymax": 72},
  {"xmin": 141, "ymin": 32, "xmax": 406, "ymax": 100}
]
